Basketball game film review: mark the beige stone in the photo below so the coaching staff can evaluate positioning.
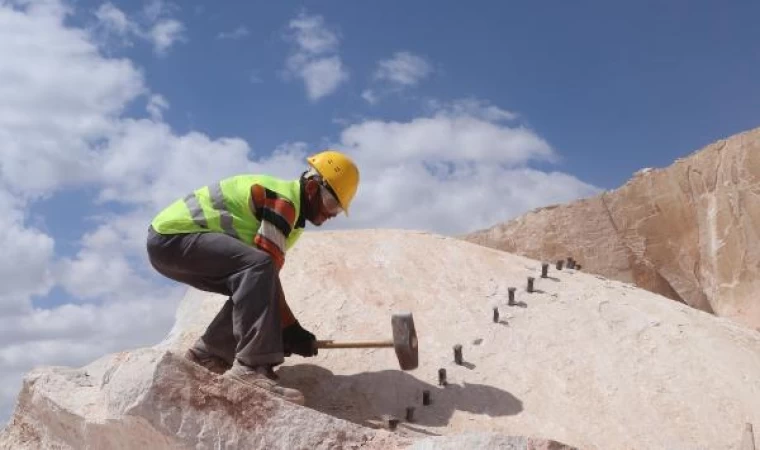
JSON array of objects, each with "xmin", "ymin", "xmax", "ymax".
[
  {"xmin": 1, "ymin": 231, "xmax": 589, "ymax": 450},
  {"xmin": 410, "ymin": 433, "xmax": 577, "ymax": 449},
  {"xmin": 743, "ymin": 423, "xmax": 757, "ymax": 450},
  {"xmin": 463, "ymin": 126, "xmax": 760, "ymax": 331},
  {"xmin": 166, "ymin": 231, "xmax": 758, "ymax": 449},
  {"xmin": 2, "ymin": 230, "xmax": 758, "ymax": 449},
  {"xmin": 0, "ymin": 349, "xmax": 408, "ymax": 450}
]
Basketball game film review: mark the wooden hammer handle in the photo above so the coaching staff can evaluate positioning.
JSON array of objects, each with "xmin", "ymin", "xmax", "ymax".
[{"xmin": 315, "ymin": 339, "xmax": 394, "ymax": 349}]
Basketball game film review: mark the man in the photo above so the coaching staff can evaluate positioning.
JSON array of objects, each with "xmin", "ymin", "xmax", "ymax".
[{"xmin": 146, "ymin": 150, "xmax": 359, "ymax": 405}]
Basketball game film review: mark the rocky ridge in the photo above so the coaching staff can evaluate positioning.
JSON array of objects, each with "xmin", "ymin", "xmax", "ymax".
[{"xmin": 464, "ymin": 126, "xmax": 760, "ymax": 331}]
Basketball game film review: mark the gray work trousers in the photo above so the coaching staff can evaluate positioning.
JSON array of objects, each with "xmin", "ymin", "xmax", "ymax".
[{"xmin": 146, "ymin": 226, "xmax": 284, "ymax": 367}]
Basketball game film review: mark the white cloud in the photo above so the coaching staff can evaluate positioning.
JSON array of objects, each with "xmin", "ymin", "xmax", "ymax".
[
  {"xmin": 296, "ymin": 56, "xmax": 349, "ymax": 101},
  {"xmin": 146, "ymin": 94, "xmax": 168, "ymax": 120},
  {"xmin": 425, "ymin": 98, "xmax": 517, "ymax": 122},
  {"xmin": 0, "ymin": 1, "xmax": 146, "ymax": 195},
  {"xmin": 289, "ymin": 13, "xmax": 339, "ymax": 54},
  {"xmin": 149, "ymin": 18, "xmax": 184, "ymax": 55},
  {"xmin": 94, "ymin": 2, "xmax": 133, "ymax": 36},
  {"xmin": 94, "ymin": 119, "xmax": 256, "ymax": 208},
  {"xmin": 56, "ymin": 228, "xmax": 151, "ymax": 300},
  {"xmin": 217, "ymin": 25, "xmax": 249, "ymax": 40},
  {"xmin": 142, "ymin": 0, "xmax": 180, "ymax": 24},
  {"xmin": 361, "ymin": 89, "xmax": 378, "ymax": 105},
  {"xmin": 374, "ymin": 51, "xmax": 433, "ymax": 86},
  {"xmin": 90, "ymin": 0, "xmax": 185, "ymax": 56},
  {"xmin": 326, "ymin": 99, "xmax": 600, "ymax": 234},
  {"xmin": 341, "ymin": 100, "xmax": 552, "ymax": 168},
  {"xmin": 284, "ymin": 12, "xmax": 348, "ymax": 101},
  {"xmin": 0, "ymin": 188, "xmax": 56, "ymax": 316},
  {"xmin": 363, "ymin": 51, "xmax": 433, "ymax": 104}
]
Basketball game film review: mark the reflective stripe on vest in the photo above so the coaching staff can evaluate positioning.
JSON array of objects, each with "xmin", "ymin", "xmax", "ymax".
[
  {"xmin": 183, "ymin": 192, "xmax": 208, "ymax": 229},
  {"xmin": 210, "ymin": 183, "xmax": 239, "ymax": 240},
  {"xmin": 182, "ymin": 182, "xmax": 240, "ymax": 240}
]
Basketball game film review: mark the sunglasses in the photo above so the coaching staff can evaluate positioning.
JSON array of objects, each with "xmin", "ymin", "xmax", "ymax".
[{"xmin": 319, "ymin": 182, "xmax": 343, "ymax": 216}]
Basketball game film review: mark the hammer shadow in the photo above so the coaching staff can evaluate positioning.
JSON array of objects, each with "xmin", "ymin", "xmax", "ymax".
[
  {"xmin": 543, "ymin": 276, "xmax": 561, "ymax": 282},
  {"xmin": 527, "ymin": 289, "xmax": 546, "ymax": 294},
  {"xmin": 402, "ymin": 424, "xmax": 441, "ymax": 436},
  {"xmin": 276, "ymin": 364, "xmax": 523, "ymax": 429},
  {"xmin": 507, "ymin": 301, "xmax": 528, "ymax": 308}
]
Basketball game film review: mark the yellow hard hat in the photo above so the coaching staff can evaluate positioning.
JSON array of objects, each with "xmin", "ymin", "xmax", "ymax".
[{"xmin": 306, "ymin": 150, "xmax": 360, "ymax": 215}]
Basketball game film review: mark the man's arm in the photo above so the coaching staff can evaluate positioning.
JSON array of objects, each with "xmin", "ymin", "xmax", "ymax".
[
  {"xmin": 249, "ymin": 184, "xmax": 300, "ymax": 327},
  {"xmin": 280, "ymin": 279, "xmax": 318, "ymax": 357},
  {"xmin": 277, "ymin": 280, "xmax": 297, "ymax": 328},
  {"xmin": 249, "ymin": 184, "xmax": 297, "ymax": 270}
]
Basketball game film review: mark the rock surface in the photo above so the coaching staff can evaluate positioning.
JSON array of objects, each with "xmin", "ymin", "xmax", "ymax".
[
  {"xmin": 162, "ymin": 230, "xmax": 757, "ymax": 449},
  {"xmin": 0, "ymin": 231, "xmax": 590, "ymax": 450},
  {"xmin": 463, "ymin": 126, "xmax": 760, "ymax": 331},
  {"xmin": 0, "ymin": 348, "xmax": 573, "ymax": 450},
  {"xmin": 410, "ymin": 432, "xmax": 576, "ymax": 450},
  {"xmin": 2, "ymin": 229, "xmax": 759, "ymax": 449},
  {"xmin": 0, "ymin": 349, "xmax": 407, "ymax": 450}
]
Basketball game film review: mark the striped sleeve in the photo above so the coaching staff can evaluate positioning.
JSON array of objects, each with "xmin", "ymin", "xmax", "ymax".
[{"xmin": 249, "ymin": 184, "xmax": 297, "ymax": 269}]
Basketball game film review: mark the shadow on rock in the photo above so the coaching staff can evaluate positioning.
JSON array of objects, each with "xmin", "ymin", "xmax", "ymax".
[{"xmin": 276, "ymin": 364, "xmax": 523, "ymax": 429}]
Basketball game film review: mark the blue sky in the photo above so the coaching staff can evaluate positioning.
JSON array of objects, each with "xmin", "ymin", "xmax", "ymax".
[
  {"xmin": 73, "ymin": 0, "xmax": 760, "ymax": 188},
  {"xmin": 1, "ymin": 0, "xmax": 759, "ymax": 423}
]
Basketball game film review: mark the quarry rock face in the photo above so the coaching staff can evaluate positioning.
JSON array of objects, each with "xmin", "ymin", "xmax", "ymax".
[
  {"xmin": 0, "ymin": 231, "xmax": 600, "ymax": 450},
  {"xmin": 278, "ymin": 231, "xmax": 760, "ymax": 450},
  {"xmin": 0, "ymin": 347, "xmax": 574, "ymax": 450},
  {"xmin": 464, "ymin": 126, "xmax": 760, "ymax": 331},
  {"xmin": 0, "ymin": 349, "xmax": 407, "ymax": 450},
  {"xmin": 4, "ymin": 230, "xmax": 754, "ymax": 449}
]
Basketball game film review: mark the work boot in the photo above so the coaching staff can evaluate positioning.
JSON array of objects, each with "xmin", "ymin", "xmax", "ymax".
[
  {"xmin": 184, "ymin": 346, "xmax": 231, "ymax": 375},
  {"xmin": 224, "ymin": 361, "xmax": 305, "ymax": 405}
]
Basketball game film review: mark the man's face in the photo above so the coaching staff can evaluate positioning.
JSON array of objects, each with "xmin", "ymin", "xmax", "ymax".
[{"xmin": 307, "ymin": 181, "xmax": 342, "ymax": 226}]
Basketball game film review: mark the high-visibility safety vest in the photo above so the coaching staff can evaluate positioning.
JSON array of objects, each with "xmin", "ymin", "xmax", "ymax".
[{"xmin": 151, "ymin": 174, "xmax": 304, "ymax": 250}]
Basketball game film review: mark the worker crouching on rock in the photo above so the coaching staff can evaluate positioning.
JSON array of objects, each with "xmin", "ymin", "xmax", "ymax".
[{"xmin": 145, "ymin": 150, "xmax": 359, "ymax": 405}]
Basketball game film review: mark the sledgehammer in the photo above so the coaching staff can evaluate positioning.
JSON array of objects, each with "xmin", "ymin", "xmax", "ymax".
[{"xmin": 314, "ymin": 312, "xmax": 419, "ymax": 371}]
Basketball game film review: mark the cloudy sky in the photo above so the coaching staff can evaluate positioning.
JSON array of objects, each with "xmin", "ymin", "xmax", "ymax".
[{"xmin": 1, "ymin": 0, "xmax": 759, "ymax": 423}]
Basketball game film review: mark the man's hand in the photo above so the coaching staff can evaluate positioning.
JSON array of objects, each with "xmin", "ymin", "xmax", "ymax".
[{"xmin": 282, "ymin": 321, "xmax": 318, "ymax": 357}]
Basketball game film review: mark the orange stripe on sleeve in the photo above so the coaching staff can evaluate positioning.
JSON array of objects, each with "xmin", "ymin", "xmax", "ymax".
[
  {"xmin": 264, "ymin": 197, "xmax": 297, "ymax": 225},
  {"xmin": 254, "ymin": 234, "xmax": 285, "ymax": 270}
]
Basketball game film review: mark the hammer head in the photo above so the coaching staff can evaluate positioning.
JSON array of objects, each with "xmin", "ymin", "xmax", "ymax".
[{"xmin": 391, "ymin": 312, "xmax": 418, "ymax": 370}]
